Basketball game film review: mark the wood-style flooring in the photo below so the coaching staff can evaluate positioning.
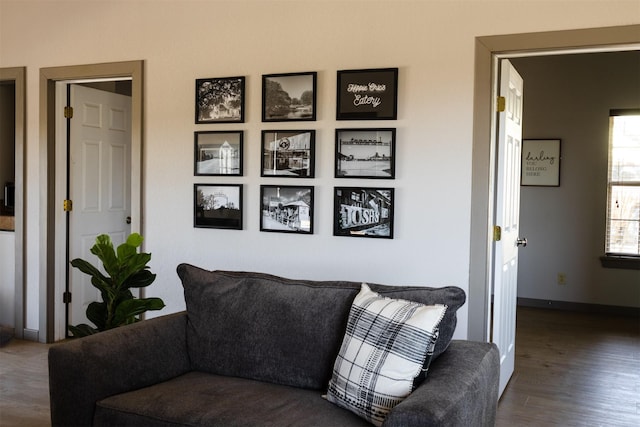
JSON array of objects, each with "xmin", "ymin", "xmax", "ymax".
[
  {"xmin": 0, "ymin": 307, "xmax": 638, "ymax": 426},
  {"xmin": 496, "ymin": 307, "xmax": 640, "ymax": 427},
  {"xmin": 0, "ymin": 338, "xmax": 51, "ymax": 426}
]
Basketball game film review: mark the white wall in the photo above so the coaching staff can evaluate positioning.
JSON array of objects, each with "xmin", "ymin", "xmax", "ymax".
[
  {"xmin": 1, "ymin": 0, "xmax": 639, "ymax": 339},
  {"xmin": 512, "ymin": 52, "xmax": 640, "ymax": 308}
]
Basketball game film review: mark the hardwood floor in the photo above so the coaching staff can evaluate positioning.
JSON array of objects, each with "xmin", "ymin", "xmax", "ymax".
[
  {"xmin": 497, "ymin": 307, "xmax": 640, "ymax": 427},
  {"xmin": 0, "ymin": 307, "xmax": 638, "ymax": 426},
  {"xmin": 0, "ymin": 338, "xmax": 51, "ymax": 426}
]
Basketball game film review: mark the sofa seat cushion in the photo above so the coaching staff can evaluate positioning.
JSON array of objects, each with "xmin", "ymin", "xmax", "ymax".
[
  {"xmin": 94, "ymin": 371, "xmax": 371, "ymax": 427},
  {"xmin": 176, "ymin": 264, "xmax": 466, "ymax": 390}
]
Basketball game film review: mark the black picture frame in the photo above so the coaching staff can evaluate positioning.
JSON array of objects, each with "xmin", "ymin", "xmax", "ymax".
[
  {"xmin": 194, "ymin": 183, "xmax": 243, "ymax": 230},
  {"xmin": 195, "ymin": 76, "xmax": 245, "ymax": 123},
  {"xmin": 260, "ymin": 185, "xmax": 314, "ymax": 234},
  {"xmin": 262, "ymin": 71, "xmax": 317, "ymax": 122},
  {"xmin": 336, "ymin": 68, "xmax": 398, "ymax": 120},
  {"xmin": 261, "ymin": 130, "xmax": 315, "ymax": 178},
  {"xmin": 194, "ymin": 131, "xmax": 243, "ymax": 176},
  {"xmin": 521, "ymin": 139, "xmax": 562, "ymax": 186},
  {"xmin": 333, "ymin": 187, "xmax": 394, "ymax": 239},
  {"xmin": 335, "ymin": 128, "xmax": 396, "ymax": 179}
]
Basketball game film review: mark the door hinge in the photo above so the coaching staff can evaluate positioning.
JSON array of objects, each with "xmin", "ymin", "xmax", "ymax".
[
  {"xmin": 63, "ymin": 199, "xmax": 73, "ymax": 212},
  {"xmin": 64, "ymin": 106, "xmax": 73, "ymax": 119},
  {"xmin": 63, "ymin": 291, "xmax": 72, "ymax": 304},
  {"xmin": 497, "ymin": 96, "xmax": 506, "ymax": 113},
  {"xmin": 493, "ymin": 225, "xmax": 502, "ymax": 241}
]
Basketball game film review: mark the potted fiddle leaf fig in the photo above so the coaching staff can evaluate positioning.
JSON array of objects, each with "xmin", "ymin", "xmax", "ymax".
[{"xmin": 68, "ymin": 233, "xmax": 165, "ymax": 337}]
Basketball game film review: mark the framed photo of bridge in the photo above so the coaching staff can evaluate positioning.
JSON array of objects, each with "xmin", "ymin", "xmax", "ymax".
[
  {"xmin": 262, "ymin": 71, "xmax": 317, "ymax": 122},
  {"xmin": 333, "ymin": 186, "xmax": 394, "ymax": 239},
  {"xmin": 335, "ymin": 128, "xmax": 396, "ymax": 179}
]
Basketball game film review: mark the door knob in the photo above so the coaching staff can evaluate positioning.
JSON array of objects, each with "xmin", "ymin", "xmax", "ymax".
[
  {"xmin": 126, "ymin": 216, "xmax": 131, "ymax": 224},
  {"xmin": 516, "ymin": 237, "xmax": 527, "ymax": 247}
]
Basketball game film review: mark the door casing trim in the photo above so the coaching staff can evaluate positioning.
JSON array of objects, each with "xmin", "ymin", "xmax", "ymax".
[
  {"xmin": 39, "ymin": 61, "xmax": 144, "ymax": 342},
  {"xmin": 469, "ymin": 25, "xmax": 640, "ymax": 342}
]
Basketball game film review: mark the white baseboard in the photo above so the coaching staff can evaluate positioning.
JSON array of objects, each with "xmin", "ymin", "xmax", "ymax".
[{"xmin": 23, "ymin": 328, "xmax": 39, "ymax": 342}]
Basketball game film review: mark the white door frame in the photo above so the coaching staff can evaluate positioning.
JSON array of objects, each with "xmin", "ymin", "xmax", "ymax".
[
  {"xmin": 39, "ymin": 61, "xmax": 144, "ymax": 343},
  {"xmin": 468, "ymin": 25, "xmax": 640, "ymax": 343}
]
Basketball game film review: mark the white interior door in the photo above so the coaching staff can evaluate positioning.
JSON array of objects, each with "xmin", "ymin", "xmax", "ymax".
[
  {"xmin": 492, "ymin": 59, "xmax": 524, "ymax": 397},
  {"xmin": 67, "ymin": 84, "xmax": 132, "ymax": 332}
]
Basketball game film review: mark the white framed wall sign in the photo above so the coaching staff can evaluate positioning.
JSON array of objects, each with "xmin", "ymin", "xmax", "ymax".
[{"xmin": 521, "ymin": 139, "xmax": 561, "ymax": 186}]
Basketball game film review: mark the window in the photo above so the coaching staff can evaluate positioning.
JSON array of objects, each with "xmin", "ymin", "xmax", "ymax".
[{"xmin": 605, "ymin": 110, "xmax": 640, "ymax": 257}]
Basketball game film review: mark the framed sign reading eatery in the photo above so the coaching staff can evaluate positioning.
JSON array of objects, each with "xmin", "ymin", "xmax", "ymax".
[
  {"xmin": 521, "ymin": 139, "xmax": 561, "ymax": 186},
  {"xmin": 336, "ymin": 68, "xmax": 398, "ymax": 120},
  {"xmin": 195, "ymin": 76, "xmax": 245, "ymax": 124},
  {"xmin": 194, "ymin": 131, "xmax": 243, "ymax": 176},
  {"xmin": 194, "ymin": 184, "xmax": 243, "ymax": 230},
  {"xmin": 262, "ymin": 71, "xmax": 317, "ymax": 122},
  {"xmin": 333, "ymin": 186, "xmax": 394, "ymax": 239},
  {"xmin": 335, "ymin": 128, "xmax": 396, "ymax": 179},
  {"xmin": 260, "ymin": 185, "xmax": 314, "ymax": 234}
]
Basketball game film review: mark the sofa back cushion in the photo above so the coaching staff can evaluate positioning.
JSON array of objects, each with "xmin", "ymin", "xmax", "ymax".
[{"xmin": 176, "ymin": 263, "xmax": 465, "ymax": 390}]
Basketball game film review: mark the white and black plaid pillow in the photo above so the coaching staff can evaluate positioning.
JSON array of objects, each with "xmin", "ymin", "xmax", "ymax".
[{"xmin": 326, "ymin": 283, "xmax": 447, "ymax": 426}]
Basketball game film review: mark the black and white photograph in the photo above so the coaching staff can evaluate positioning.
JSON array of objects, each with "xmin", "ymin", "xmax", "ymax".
[
  {"xmin": 335, "ymin": 128, "xmax": 396, "ymax": 178},
  {"xmin": 195, "ymin": 77, "xmax": 245, "ymax": 123},
  {"xmin": 261, "ymin": 130, "xmax": 315, "ymax": 177},
  {"xmin": 194, "ymin": 184, "xmax": 243, "ymax": 229},
  {"xmin": 333, "ymin": 187, "xmax": 394, "ymax": 238},
  {"xmin": 260, "ymin": 185, "xmax": 314, "ymax": 234},
  {"xmin": 336, "ymin": 68, "xmax": 398, "ymax": 120},
  {"xmin": 194, "ymin": 131, "xmax": 243, "ymax": 176},
  {"xmin": 262, "ymin": 72, "xmax": 317, "ymax": 121}
]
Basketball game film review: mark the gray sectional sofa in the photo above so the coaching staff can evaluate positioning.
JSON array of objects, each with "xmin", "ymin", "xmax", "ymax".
[{"xmin": 49, "ymin": 264, "xmax": 499, "ymax": 426}]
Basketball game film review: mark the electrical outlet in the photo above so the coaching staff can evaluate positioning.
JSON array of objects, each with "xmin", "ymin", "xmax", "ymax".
[{"xmin": 557, "ymin": 273, "xmax": 567, "ymax": 285}]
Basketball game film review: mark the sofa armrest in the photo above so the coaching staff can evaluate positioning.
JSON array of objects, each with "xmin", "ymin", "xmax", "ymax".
[
  {"xmin": 49, "ymin": 312, "xmax": 191, "ymax": 427},
  {"xmin": 383, "ymin": 340, "xmax": 499, "ymax": 427}
]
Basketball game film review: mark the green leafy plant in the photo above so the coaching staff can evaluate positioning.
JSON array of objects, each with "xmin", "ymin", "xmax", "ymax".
[{"xmin": 68, "ymin": 233, "xmax": 165, "ymax": 337}]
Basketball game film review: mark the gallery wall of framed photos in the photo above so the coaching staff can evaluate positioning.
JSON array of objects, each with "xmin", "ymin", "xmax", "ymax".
[{"xmin": 192, "ymin": 67, "xmax": 399, "ymax": 239}]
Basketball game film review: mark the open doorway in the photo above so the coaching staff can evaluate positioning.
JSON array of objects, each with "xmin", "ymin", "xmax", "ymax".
[
  {"xmin": 492, "ymin": 49, "xmax": 639, "ymax": 397},
  {"xmin": 509, "ymin": 51, "xmax": 639, "ymax": 309},
  {"xmin": 468, "ymin": 25, "xmax": 640, "ymax": 392},
  {"xmin": 0, "ymin": 67, "xmax": 25, "ymax": 343},
  {"xmin": 39, "ymin": 61, "xmax": 144, "ymax": 342},
  {"xmin": 469, "ymin": 24, "xmax": 640, "ymax": 342}
]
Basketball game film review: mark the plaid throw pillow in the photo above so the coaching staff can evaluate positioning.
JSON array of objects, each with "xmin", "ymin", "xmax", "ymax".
[{"xmin": 326, "ymin": 283, "xmax": 447, "ymax": 426}]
